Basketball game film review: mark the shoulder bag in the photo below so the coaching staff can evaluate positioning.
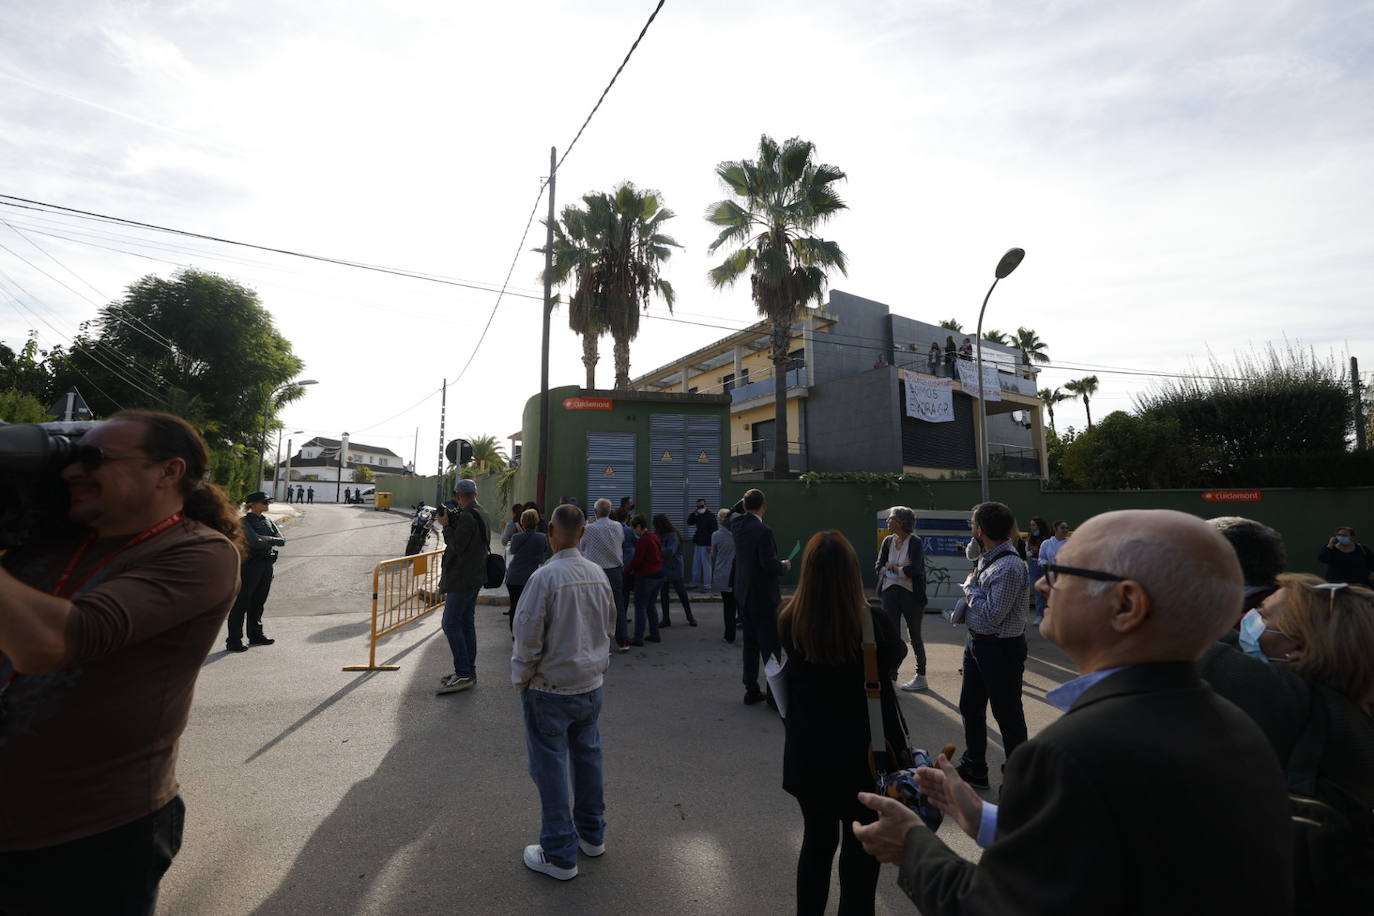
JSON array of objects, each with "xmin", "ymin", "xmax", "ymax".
[{"xmin": 862, "ymin": 605, "xmax": 950, "ymax": 831}]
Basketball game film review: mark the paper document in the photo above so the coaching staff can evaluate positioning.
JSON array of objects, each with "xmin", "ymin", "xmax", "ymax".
[{"xmin": 786, "ymin": 540, "xmax": 801, "ymax": 563}]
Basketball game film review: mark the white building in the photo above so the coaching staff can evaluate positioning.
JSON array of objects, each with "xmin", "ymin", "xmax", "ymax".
[{"xmin": 280, "ymin": 436, "xmax": 408, "ymax": 482}]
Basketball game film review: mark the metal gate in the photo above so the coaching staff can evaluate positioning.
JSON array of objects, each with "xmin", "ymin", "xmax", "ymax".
[
  {"xmin": 586, "ymin": 432, "xmax": 636, "ymax": 510},
  {"xmin": 650, "ymin": 414, "xmax": 721, "ymax": 531}
]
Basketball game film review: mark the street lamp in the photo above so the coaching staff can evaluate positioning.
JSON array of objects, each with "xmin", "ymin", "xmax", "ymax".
[
  {"xmin": 975, "ymin": 249, "xmax": 1025, "ymax": 504},
  {"xmin": 273, "ymin": 429, "xmax": 304, "ymax": 500},
  {"xmin": 257, "ymin": 379, "xmax": 317, "ymax": 492}
]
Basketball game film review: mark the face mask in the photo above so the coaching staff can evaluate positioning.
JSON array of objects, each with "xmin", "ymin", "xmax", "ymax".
[
  {"xmin": 1238, "ymin": 608, "xmax": 1288, "ymax": 663},
  {"xmin": 1337, "ymin": 536, "xmax": 1352, "ymax": 546},
  {"xmin": 965, "ymin": 537, "xmax": 982, "ymax": 561}
]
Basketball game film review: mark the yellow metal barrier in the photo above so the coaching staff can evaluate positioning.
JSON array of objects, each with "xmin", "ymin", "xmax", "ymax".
[{"xmin": 342, "ymin": 549, "xmax": 445, "ymax": 672}]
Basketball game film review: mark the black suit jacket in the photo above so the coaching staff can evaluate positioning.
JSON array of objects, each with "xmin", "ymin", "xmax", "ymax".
[
  {"xmin": 897, "ymin": 661, "xmax": 1294, "ymax": 915},
  {"xmin": 729, "ymin": 512, "xmax": 785, "ymax": 613}
]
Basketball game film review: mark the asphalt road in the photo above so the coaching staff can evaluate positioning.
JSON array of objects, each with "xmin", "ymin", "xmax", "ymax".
[{"xmin": 159, "ymin": 504, "xmax": 1078, "ymax": 916}]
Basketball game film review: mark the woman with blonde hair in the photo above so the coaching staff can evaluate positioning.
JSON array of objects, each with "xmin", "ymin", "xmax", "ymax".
[
  {"xmin": 779, "ymin": 530, "xmax": 909, "ymax": 916},
  {"xmin": 1224, "ymin": 573, "xmax": 1374, "ymax": 911}
]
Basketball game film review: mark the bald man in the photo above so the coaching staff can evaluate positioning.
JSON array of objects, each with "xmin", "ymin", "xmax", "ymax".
[{"xmin": 854, "ymin": 510, "xmax": 1293, "ymax": 915}]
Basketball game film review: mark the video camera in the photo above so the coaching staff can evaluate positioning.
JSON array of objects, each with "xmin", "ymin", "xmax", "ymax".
[{"xmin": 0, "ymin": 420, "xmax": 100, "ymax": 549}]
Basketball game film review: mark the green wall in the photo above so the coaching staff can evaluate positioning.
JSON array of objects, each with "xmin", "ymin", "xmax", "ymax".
[
  {"xmin": 513, "ymin": 386, "xmax": 730, "ymax": 514},
  {"xmin": 372, "ymin": 471, "xmax": 502, "ymax": 516},
  {"xmin": 740, "ymin": 477, "xmax": 1372, "ymax": 589}
]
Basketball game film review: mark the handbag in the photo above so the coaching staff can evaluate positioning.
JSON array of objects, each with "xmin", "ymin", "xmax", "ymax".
[
  {"xmin": 467, "ymin": 507, "xmax": 507, "ymax": 589},
  {"xmin": 861, "ymin": 606, "xmax": 948, "ymax": 831}
]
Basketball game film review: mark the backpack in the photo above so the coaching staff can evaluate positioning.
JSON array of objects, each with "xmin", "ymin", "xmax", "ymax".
[
  {"xmin": 1287, "ymin": 685, "xmax": 1374, "ymax": 914},
  {"xmin": 466, "ymin": 507, "xmax": 507, "ymax": 589}
]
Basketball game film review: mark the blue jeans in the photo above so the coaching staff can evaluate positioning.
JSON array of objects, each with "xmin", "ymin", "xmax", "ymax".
[
  {"xmin": 442, "ymin": 588, "xmax": 480, "ymax": 678},
  {"xmin": 1028, "ymin": 560, "xmax": 1047, "ymax": 618},
  {"xmin": 632, "ymin": 575, "xmax": 663, "ymax": 640},
  {"xmin": 690, "ymin": 545, "xmax": 712, "ymax": 587},
  {"xmin": 522, "ymin": 688, "xmax": 605, "ymax": 869}
]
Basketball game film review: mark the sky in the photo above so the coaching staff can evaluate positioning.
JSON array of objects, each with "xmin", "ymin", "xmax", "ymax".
[{"xmin": 2, "ymin": 0, "xmax": 1371, "ymax": 470}]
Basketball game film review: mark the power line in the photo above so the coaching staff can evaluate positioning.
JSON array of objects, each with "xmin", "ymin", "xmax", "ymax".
[
  {"xmin": 0, "ymin": 270, "xmax": 161, "ymax": 404},
  {"xmin": 555, "ymin": 0, "xmax": 667, "ymax": 174},
  {"xmin": 0, "ymin": 220, "xmax": 178, "ymax": 355},
  {"xmin": 0, "ymin": 196, "xmax": 548, "ymax": 301},
  {"xmin": 351, "ymin": 383, "xmax": 446, "ymax": 434}
]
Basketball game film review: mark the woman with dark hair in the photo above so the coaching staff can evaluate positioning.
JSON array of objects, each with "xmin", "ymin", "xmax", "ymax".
[
  {"xmin": 624, "ymin": 514, "xmax": 663, "ymax": 645},
  {"xmin": 780, "ymin": 530, "xmax": 908, "ymax": 916},
  {"xmin": 1025, "ymin": 515, "xmax": 1050, "ymax": 623},
  {"xmin": 944, "ymin": 336, "xmax": 957, "ymax": 375},
  {"xmin": 501, "ymin": 504, "xmax": 522, "ymax": 551},
  {"xmin": 505, "ymin": 509, "xmax": 548, "ymax": 631},
  {"xmin": 876, "ymin": 506, "xmax": 927, "ymax": 691},
  {"xmin": 652, "ymin": 513, "xmax": 697, "ymax": 627}
]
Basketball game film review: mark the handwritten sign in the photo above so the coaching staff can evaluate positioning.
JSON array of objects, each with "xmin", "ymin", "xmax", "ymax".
[
  {"xmin": 904, "ymin": 374, "xmax": 954, "ymax": 423},
  {"xmin": 956, "ymin": 360, "xmax": 1002, "ymax": 402}
]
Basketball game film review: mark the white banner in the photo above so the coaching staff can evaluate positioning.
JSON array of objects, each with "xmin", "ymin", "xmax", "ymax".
[
  {"xmin": 956, "ymin": 359, "xmax": 1002, "ymax": 402},
  {"xmin": 904, "ymin": 373, "xmax": 955, "ymax": 423}
]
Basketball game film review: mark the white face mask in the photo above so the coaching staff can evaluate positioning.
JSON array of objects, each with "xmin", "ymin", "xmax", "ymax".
[{"xmin": 965, "ymin": 537, "xmax": 982, "ymax": 561}]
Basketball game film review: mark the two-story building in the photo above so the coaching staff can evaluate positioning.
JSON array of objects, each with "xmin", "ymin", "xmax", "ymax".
[
  {"xmin": 628, "ymin": 290, "xmax": 1047, "ymax": 479},
  {"xmin": 281, "ymin": 436, "xmax": 408, "ymax": 482}
]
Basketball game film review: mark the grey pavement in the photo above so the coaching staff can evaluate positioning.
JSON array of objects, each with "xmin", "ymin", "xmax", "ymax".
[{"xmin": 160, "ymin": 505, "xmax": 1077, "ymax": 915}]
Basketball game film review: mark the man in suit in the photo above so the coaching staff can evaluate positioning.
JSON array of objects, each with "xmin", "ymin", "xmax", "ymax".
[
  {"xmin": 853, "ymin": 509, "xmax": 1294, "ymax": 915},
  {"xmin": 726, "ymin": 488, "xmax": 790, "ymax": 706}
]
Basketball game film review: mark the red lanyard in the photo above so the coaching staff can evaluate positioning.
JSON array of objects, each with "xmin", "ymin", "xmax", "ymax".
[{"xmin": 50, "ymin": 511, "xmax": 184, "ymax": 599}]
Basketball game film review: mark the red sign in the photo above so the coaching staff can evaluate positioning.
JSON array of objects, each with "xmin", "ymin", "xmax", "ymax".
[
  {"xmin": 1202, "ymin": 490, "xmax": 1262, "ymax": 503},
  {"xmin": 562, "ymin": 397, "xmax": 613, "ymax": 411}
]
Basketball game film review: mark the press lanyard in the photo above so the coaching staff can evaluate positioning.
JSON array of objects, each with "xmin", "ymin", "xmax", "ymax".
[{"xmin": 49, "ymin": 511, "xmax": 184, "ymax": 599}]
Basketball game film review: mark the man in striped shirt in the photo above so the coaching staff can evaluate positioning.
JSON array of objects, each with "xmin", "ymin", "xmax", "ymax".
[
  {"xmin": 952, "ymin": 501, "xmax": 1029, "ymax": 790},
  {"xmin": 579, "ymin": 499, "xmax": 628, "ymax": 652}
]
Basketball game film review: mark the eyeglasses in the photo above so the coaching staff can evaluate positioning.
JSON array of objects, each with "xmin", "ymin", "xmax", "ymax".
[
  {"xmin": 1042, "ymin": 563, "xmax": 1127, "ymax": 588},
  {"xmin": 67, "ymin": 445, "xmax": 157, "ymax": 472}
]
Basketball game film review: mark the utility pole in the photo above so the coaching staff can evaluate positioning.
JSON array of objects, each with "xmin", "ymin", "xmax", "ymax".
[
  {"xmin": 435, "ymin": 378, "xmax": 448, "ymax": 505},
  {"xmin": 412, "ymin": 426, "xmax": 419, "ymax": 478},
  {"xmin": 537, "ymin": 146, "xmax": 557, "ymax": 509},
  {"xmin": 1354, "ymin": 356, "xmax": 1367, "ymax": 451},
  {"xmin": 337, "ymin": 431, "xmax": 349, "ymax": 503}
]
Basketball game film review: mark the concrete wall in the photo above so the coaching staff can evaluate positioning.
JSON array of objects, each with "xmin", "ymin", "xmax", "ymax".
[
  {"xmin": 804, "ymin": 368, "xmax": 902, "ymax": 472},
  {"xmin": 811, "ymin": 291, "xmax": 892, "ymax": 386}
]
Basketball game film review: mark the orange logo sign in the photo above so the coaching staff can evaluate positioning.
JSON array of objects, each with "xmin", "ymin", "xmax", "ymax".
[{"xmin": 562, "ymin": 397, "xmax": 613, "ymax": 411}]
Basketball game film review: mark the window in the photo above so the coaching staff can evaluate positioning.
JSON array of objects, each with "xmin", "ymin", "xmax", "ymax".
[
  {"xmin": 789, "ymin": 348, "xmax": 806, "ymax": 371},
  {"xmin": 740, "ymin": 368, "xmax": 750, "ymax": 386},
  {"xmin": 688, "ymin": 387, "xmax": 698, "ymax": 394},
  {"xmin": 723, "ymin": 372, "xmax": 735, "ymax": 390}
]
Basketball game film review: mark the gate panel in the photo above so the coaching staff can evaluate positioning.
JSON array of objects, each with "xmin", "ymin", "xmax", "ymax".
[{"xmin": 586, "ymin": 432, "xmax": 637, "ymax": 510}]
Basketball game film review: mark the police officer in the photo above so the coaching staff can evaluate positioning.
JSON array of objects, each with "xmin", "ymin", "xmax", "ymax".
[{"xmin": 226, "ymin": 491, "xmax": 284, "ymax": 652}]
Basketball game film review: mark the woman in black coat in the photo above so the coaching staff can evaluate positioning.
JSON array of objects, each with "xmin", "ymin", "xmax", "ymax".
[{"xmin": 779, "ymin": 530, "xmax": 908, "ymax": 916}]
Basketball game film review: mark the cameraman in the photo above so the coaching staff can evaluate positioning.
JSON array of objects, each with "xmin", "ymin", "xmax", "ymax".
[{"xmin": 0, "ymin": 410, "xmax": 242, "ymax": 915}]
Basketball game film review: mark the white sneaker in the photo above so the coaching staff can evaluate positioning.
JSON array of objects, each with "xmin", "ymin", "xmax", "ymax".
[
  {"xmin": 900, "ymin": 675, "xmax": 928, "ymax": 692},
  {"xmin": 523, "ymin": 845, "xmax": 577, "ymax": 880},
  {"xmin": 578, "ymin": 836, "xmax": 606, "ymax": 857}
]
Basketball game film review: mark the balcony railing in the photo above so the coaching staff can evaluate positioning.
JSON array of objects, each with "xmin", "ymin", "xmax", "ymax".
[
  {"xmin": 731, "ymin": 438, "xmax": 807, "ymax": 474},
  {"xmin": 730, "ymin": 366, "xmax": 807, "ymax": 404},
  {"xmin": 988, "ymin": 444, "xmax": 1042, "ymax": 477}
]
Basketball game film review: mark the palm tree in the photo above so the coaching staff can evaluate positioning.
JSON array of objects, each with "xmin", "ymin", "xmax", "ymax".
[
  {"xmin": 938, "ymin": 319, "xmax": 963, "ymax": 332},
  {"xmin": 1039, "ymin": 386, "xmax": 1070, "ymax": 432},
  {"xmin": 548, "ymin": 183, "xmax": 680, "ymax": 389},
  {"xmin": 983, "ymin": 329, "xmax": 1010, "ymax": 345},
  {"xmin": 706, "ymin": 135, "xmax": 847, "ymax": 474},
  {"xmin": 466, "ymin": 434, "xmax": 508, "ymax": 474},
  {"xmin": 548, "ymin": 195, "xmax": 612, "ymax": 388},
  {"xmin": 1015, "ymin": 327, "xmax": 1049, "ymax": 371},
  {"xmin": 1063, "ymin": 376, "xmax": 1100, "ymax": 428}
]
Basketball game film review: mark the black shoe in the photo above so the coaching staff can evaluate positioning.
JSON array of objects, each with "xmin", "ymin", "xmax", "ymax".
[
  {"xmin": 687, "ymin": 617, "xmax": 698, "ymax": 627},
  {"xmin": 629, "ymin": 639, "xmax": 645, "ymax": 647},
  {"xmin": 644, "ymin": 635, "xmax": 662, "ymax": 643},
  {"xmin": 248, "ymin": 636, "xmax": 275, "ymax": 646},
  {"xmin": 659, "ymin": 618, "xmax": 672, "ymax": 627},
  {"xmin": 743, "ymin": 688, "xmax": 765, "ymax": 705},
  {"xmin": 226, "ymin": 641, "xmax": 249, "ymax": 653},
  {"xmin": 956, "ymin": 759, "xmax": 991, "ymax": 790},
  {"xmin": 723, "ymin": 635, "xmax": 736, "ymax": 643}
]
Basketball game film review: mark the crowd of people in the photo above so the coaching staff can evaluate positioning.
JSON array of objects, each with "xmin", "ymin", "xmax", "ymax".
[{"xmin": 2, "ymin": 410, "xmax": 1370, "ymax": 914}]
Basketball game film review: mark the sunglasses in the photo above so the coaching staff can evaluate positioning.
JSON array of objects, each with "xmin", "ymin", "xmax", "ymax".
[
  {"xmin": 1042, "ymin": 563, "xmax": 1127, "ymax": 588},
  {"xmin": 67, "ymin": 445, "xmax": 158, "ymax": 472}
]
